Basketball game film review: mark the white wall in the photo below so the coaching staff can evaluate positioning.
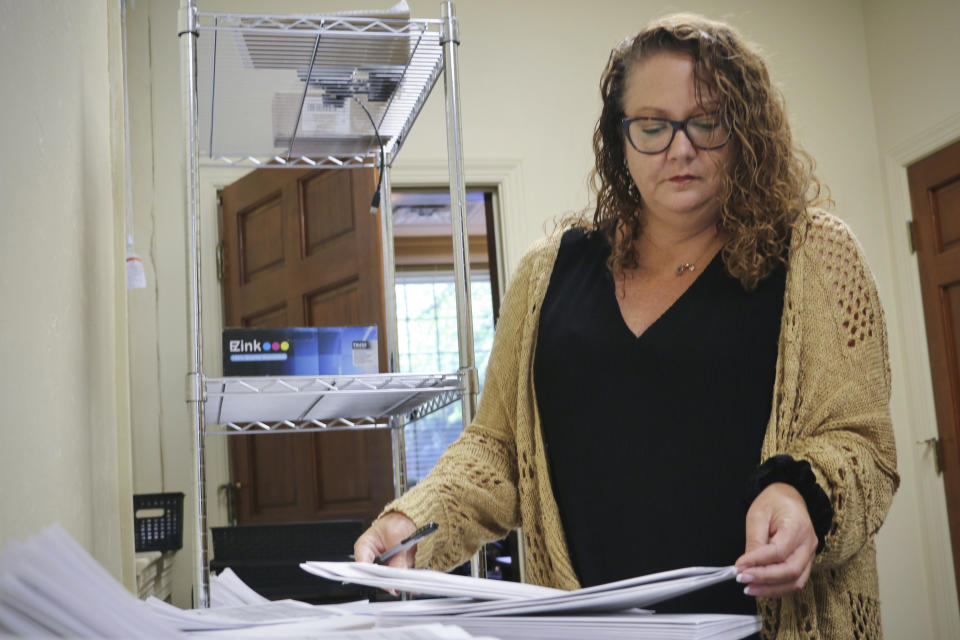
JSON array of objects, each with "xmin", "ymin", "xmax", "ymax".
[
  {"xmin": 0, "ymin": 0, "xmax": 134, "ymax": 588},
  {"xmin": 126, "ymin": 0, "xmax": 958, "ymax": 633}
]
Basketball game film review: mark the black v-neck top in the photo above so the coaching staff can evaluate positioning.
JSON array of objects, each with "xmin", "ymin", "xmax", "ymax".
[{"xmin": 534, "ymin": 228, "xmax": 786, "ymax": 615}]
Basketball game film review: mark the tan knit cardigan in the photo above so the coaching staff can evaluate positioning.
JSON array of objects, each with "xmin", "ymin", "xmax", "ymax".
[{"xmin": 388, "ymin": 211, "xmax": 899, "ymax": 640}]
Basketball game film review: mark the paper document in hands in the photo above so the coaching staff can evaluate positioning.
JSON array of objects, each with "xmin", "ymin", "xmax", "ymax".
[
  {"xmin": 301, "ymin": 562, "xmax": 737, "ymax": 615},
  {"xmin": 301, "ymin": 561, "xmax": 561, "ymax": 601}
]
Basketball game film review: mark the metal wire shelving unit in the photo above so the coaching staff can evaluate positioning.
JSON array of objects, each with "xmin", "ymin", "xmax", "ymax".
[
  {"xmin": 178, "ymin": 0, "xmax": 477, "ymax": 607},
  {"xmin": 203, "ymin": 372, "xmax": 462, "ymax": 434},
  {"xmin": 195, "ymin": 8, "xmax": 444, "ymax": 169}
]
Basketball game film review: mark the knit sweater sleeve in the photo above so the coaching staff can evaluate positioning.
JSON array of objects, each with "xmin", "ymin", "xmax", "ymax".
[
  {"xmin": 771, "ymin": 213, "xmax": 899, "ymax": 568},
  {"xmin": 380, "ymin": 238, "xmax": 546, "ymax": 571}
]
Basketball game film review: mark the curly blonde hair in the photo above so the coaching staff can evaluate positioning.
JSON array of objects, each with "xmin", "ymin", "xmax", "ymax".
[{"xmin": 592, "ymin": 13, "xmax": 829, "ymax": 290}]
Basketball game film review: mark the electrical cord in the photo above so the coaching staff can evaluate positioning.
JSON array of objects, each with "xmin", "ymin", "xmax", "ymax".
[{"xmin": 352, "ymin": 96, "xmax": 386, "ymax": 213}]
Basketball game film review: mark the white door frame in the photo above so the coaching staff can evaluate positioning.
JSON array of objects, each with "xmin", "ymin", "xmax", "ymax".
[
  {"xmin": 197, "ymin": 165, "xmax": 254, "ymax": 537},
  {"xmin": 879, "ymin": 112, "xmax": 960, "ymax": 638}
]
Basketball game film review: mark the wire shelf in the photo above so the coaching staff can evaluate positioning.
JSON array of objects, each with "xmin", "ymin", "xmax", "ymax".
[
  {"xmin": 203, "ymin": 372, "xmax": 461, "ymax": 435},
  {"xmin": 195, "ymin": 11, "xmax": 444, "ymax": 168}
]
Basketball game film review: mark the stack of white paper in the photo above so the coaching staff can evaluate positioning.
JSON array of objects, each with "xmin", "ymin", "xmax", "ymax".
[
  {"xmin": 188, "ymin": 621, "xmax": 500, "ymax": 640},
  {"xmin": 0, "ymin": 527, "xmax": 500, "ymax": 640},
  {"xmin": 300, "ymin": 562, "xmax": 761, "ymax": 639},
  {"xmin": 0, "ymin": 526, "xmax": 180, "ymax": 638},
  {"xmin": 0, "ymin": 526, "xmax": 758, "ymax": 640},
  {"xmin": 145, "ymin": 596, "xmax": 358, "ymax": 632},
  {"xmin": 301, "ymin": 562, "xmax": 737, "ymax": 614},
  {"xmin": 209, "ymin": 567, "xmax": 271, "ymax": 608},
  {"xmin": 147, "ymin": 596, "xmax": 503, "ymax": 640},
  {"xmin": 377, "ymin": 613, "xmax": 760, "ymax": 640}
]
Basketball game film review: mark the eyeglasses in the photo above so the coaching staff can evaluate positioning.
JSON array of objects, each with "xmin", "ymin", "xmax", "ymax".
[{"xmin": 621, "ymin": 113, "xmax": 731, "ymax": 154}]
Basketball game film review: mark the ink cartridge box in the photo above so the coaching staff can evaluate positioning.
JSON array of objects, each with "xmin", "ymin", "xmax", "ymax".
[{"xmin": 222, "ymin": 326, "xmax": 378, "ymax": 376}]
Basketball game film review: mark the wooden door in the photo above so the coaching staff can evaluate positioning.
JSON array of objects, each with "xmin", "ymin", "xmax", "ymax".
[
  {"xmin": 908, "ymin": 138, "xmax": 960, "ymax": 604},
  {"xmin": 220, "ymin": 167, "xmax": 394, "ymax": 526}
]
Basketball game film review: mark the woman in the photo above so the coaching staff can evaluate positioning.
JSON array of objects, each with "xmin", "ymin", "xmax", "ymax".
[{"xmin": 355, "ymin": 13, "xmax": 898, "ymax": 639}]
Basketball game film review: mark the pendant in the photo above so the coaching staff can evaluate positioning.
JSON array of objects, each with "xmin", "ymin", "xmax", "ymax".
[{"xmin": 676, "ymin": 263, "xmax": 696, "ymax": 275}]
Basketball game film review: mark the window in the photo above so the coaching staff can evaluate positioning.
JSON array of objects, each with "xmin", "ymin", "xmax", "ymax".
[{"xmin": 395, "ymin": 271, "xmax": 495, "ymax": 485}]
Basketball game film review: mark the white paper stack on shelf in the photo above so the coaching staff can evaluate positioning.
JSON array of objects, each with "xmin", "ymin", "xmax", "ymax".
[
  {"xmin": 137, "ymin": 552, "xmax": 175, "ymax": 601},
  {"xmin": 301, "ymin": 562, "xmax": 761, "ymax": 640},
  {"xmin": 157, "ymin": 557, "xmax": 175, "ymax": 601},
  {"xmin": 137, "ymin": 552, "xmax": 162, "ymax": 599}
]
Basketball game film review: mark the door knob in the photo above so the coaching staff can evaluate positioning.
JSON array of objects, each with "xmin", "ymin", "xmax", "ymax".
[{"xmin": 217, "ymin": 482, "xmax": 242, "ymax": 525}]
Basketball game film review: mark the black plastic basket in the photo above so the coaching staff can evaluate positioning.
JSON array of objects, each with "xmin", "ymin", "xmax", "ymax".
[
  {"xmin": 133, "ymin": 492, "xmax": 184, "ymax": 552},
  {"xmin": 210, "ymin": 521, "xmax": 364, "ymax": 601},
  {"xmin": 210, "ymin": 520, "xmax": 362, "ymax": 563}
]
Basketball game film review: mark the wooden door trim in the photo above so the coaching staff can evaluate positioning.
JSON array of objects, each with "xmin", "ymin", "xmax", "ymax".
[
  {"xmin": 200, "ymin": 167, "xmax": 256, "ymax": 537},
  {"xmin": 878, "ymin": 112, "xmax": 960, "ymax": 637}
]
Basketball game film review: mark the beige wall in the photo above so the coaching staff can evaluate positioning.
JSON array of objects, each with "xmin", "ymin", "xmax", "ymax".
[
  {"xmin": 0, "ymin": 0, "xmax": 134, "ymax": 588},
  {"xmin": 125, "ymin": 0, "xmax": 204, "ymax": 607},
  {"xmin": 865, "ymin": 0, "xmax": 960, "ymax": 154},
  {"xmin": 124, "ymin": 0, "xmax": 959, "ymax": 633}
]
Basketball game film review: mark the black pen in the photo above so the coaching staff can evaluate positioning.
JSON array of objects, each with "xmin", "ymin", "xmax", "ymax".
[{"xmin": 374, "ymin": 522, "xmax": 439, "ymax": 565}]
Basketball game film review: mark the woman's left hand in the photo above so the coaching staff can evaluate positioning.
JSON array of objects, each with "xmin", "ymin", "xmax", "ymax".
[{"xmin": 735, "ymin": 482, "xmax": 818, "ymax": 598}]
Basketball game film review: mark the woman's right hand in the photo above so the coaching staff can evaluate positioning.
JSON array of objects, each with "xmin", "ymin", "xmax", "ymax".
[{"xmin": 353, "ymin": 512, "xmax": 418, "ymax": 567}]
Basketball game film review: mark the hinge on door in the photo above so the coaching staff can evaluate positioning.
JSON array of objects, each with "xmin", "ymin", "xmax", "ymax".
[
  {"xmin": 216, "ymin": 244, "xmax": 226, "ymax": 282},
  {"xmin": 907, "ymin": 220, "xmax": 917, "ymax": 254},
  {"xmin": 918, "ymin": 437, "xmax": 943, "ymax": 475}
]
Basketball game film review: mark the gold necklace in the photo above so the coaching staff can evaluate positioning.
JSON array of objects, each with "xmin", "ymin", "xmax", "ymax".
[{"xmin": 675, "ymin": 228, "xmax": 720, "ymax": 276}]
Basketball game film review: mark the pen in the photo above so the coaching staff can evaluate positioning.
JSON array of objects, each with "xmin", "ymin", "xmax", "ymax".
[{"xmin": 374, "ymin": 522, "xmax": 439, "ymax": 565}]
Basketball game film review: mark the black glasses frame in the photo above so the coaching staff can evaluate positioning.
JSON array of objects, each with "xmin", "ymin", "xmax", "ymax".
[{"xmin": 621, "ymin": 113, "xmax": 731, "ymax": 155}]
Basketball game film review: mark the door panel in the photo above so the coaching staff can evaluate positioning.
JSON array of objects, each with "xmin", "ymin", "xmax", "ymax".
[
  {"xmin": 239, "ymin": 195, "xmax": 285, "ymax": 282},
  {"xmin": 306, "ymin": 279, "xmax": 363, "ymax": 325},
  {"xmin": 244, "ymin": 306, "xmax": 288, "ymax": 328},
  {"xmin": 302, "ymin": 172, "xmax": 355, "ymax": 250},
  {"xmin": 250, "ymin": 436, "xmax": 303, "ymax": 507},
  {"xmin": 931, "ymin": 179, "xmax": 960, "ymax": 250},
  {"xmin": 221, "ymin": 167, "xmax": 392, "ymax": 526}
]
